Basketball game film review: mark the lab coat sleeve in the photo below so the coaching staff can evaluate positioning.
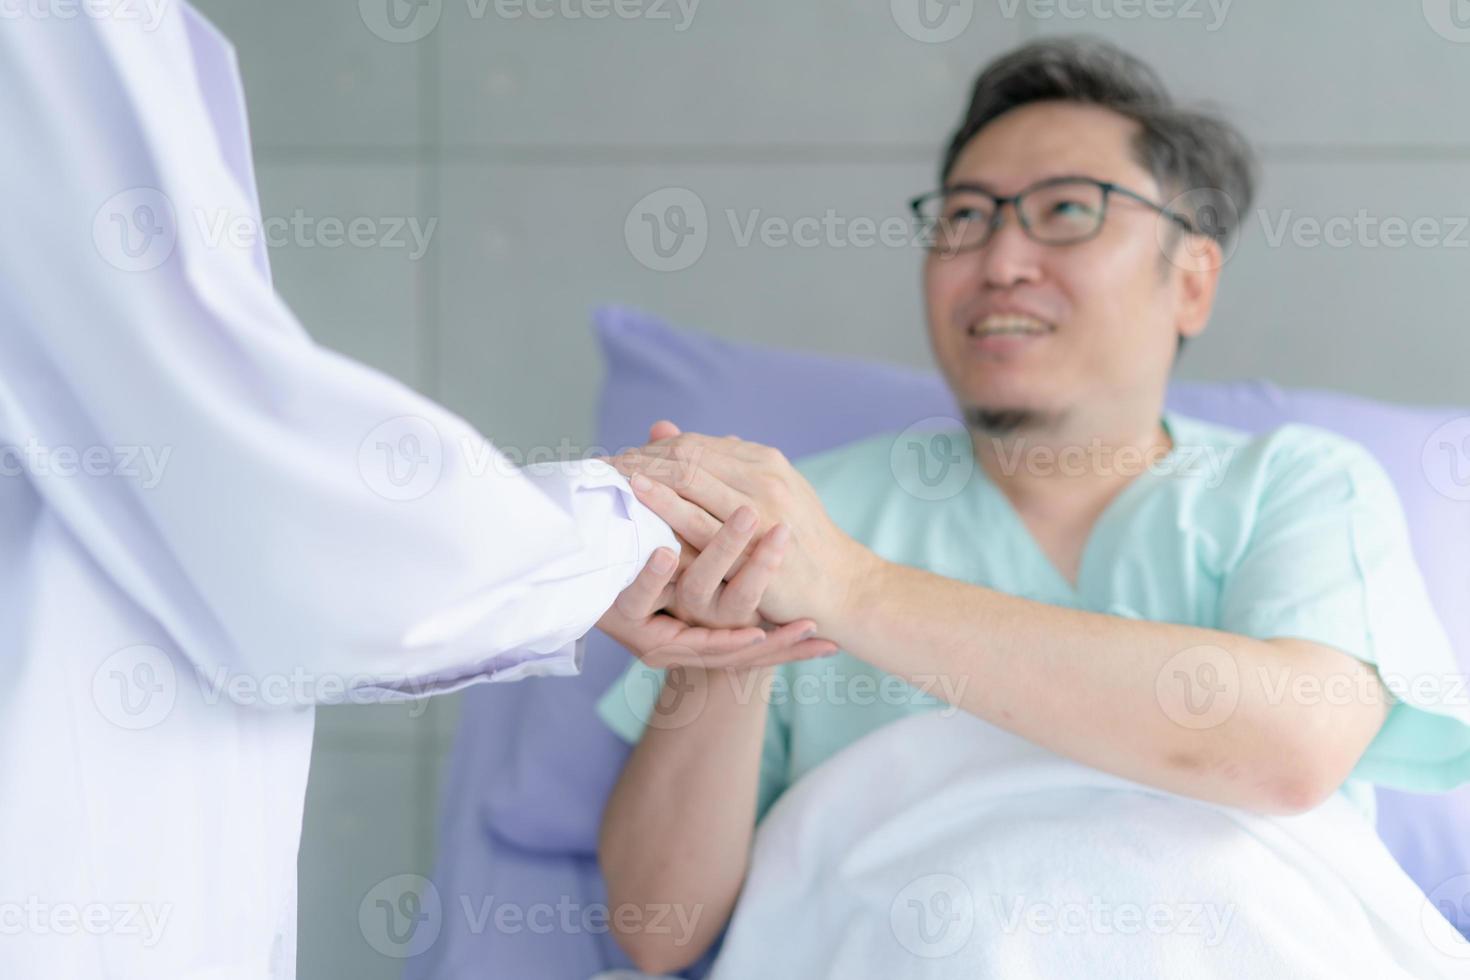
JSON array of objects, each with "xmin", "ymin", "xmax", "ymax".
[{"xmin": 0, "ymin": 11, "xmax": 676, "ymax": 700}]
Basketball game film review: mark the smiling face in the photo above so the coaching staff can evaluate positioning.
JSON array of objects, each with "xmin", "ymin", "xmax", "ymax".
[{"xmin": 923, "ymin": 100, "xmax": 1219, "ymax": 434}]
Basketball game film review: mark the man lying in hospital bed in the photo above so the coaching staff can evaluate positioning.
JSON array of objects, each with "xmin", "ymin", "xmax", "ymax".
[{"xmin": 592, "ymin": 38, "xmax": 1470, "ymax": 978}]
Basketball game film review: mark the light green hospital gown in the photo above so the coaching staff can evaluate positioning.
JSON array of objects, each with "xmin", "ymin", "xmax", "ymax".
[{"xmin": 598, "ymin": 412, "xmax": 1470, "ymax": 824}]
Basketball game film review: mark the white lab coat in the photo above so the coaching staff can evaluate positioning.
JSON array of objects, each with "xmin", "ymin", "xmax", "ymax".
[{"xmin": 0, "ymin": 6, "xmax": 674, "ymax": 977}]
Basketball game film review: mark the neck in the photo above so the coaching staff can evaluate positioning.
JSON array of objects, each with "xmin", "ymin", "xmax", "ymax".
[{"xmin": 968, "ymin": 403, "xmax": 1172, "ymax": 515}]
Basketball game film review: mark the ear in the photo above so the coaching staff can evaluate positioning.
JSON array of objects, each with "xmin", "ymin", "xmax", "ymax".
[{"xmin": 1169, "ymin": 234, "xmax": 1223, "ymax": 342}]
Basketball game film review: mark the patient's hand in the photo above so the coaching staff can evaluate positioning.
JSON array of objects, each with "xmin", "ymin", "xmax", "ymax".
[
  {"xmin": 610, "ymin": 422, "xmax": 874, "ymax": 629},
  {"xmin": 596, "ymin": 506, "xmax": 837, "ymax": 669}
]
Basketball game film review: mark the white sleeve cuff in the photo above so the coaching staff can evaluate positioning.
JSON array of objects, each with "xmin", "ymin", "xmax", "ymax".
[
  {"xmin": 367, "ymin": 460, "xmax": 673, "ymax": 698},
  {"xmin": 519, "ymin": 457, "xmax": 679, "ymax": 591},
  {"xmin": 355, "ymin": 635, "xmax": 588, "ymax": 701}
]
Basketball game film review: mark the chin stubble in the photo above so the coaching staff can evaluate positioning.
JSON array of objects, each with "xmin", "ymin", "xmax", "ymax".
[{"xmin": 962, "ymin": 406, "xmax": 1044, "ymax": 436}]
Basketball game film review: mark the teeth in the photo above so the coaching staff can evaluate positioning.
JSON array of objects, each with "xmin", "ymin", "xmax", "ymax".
[{"xmin": 970, "ymin": 313, "xmax": 1050, "ymax": 336}]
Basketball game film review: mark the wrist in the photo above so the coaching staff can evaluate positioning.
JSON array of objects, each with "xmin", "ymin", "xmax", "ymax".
[
  {"xmin": 818, "ymin": 538, "xmax": 886, "ymax": 641},
  {"xmin": 689, "ymin": 664, "xmax": 772, "ymax": 723}
]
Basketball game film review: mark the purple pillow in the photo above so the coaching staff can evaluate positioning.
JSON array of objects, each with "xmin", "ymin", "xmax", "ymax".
[{"xmin": 483, "ymin": 306, "xmax": 1470, "ymax": 934}]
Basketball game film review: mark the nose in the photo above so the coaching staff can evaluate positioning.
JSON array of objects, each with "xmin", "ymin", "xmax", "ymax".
[{"xmin": 974, "ymin": 203, "xmax": 1045, "ymax": 290}]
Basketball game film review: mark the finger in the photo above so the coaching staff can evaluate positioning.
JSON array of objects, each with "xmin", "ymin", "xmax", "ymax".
[
  {"xmin": 608, "ymin": 445, "xmax": 695, "ymax": 487},
  {"xmin": 668, "ymin": 441, "xmax": 778, "ymax": 488},
  {"xmin": 648, "ymin": 419, "xmax": 682, "ymax": 442},
  {"xmin": 626, "ymin": 455, "xmax": 753, "ymax": 525},
  {"xmin": 678, "ymin": 506, "xmax": 759, "ymax": 610},
  {"xmin": 638, "ymin": 435, "xmax": 787, "ymax": 502},
  {"xmin": 735, "ymin": 619, "xmax": 838, "ymax": 667},
  {"xmin": 673, "ymin": 532, "xmax": 698, "ymax": 575},
  {"xmin": 619, "ymin": 436, "xmax": 722, "ymax": 485},
  {"xmin": 628, "ymin": 474, "xmax": 723, "ymax": 550},
  {"xmin": 695, "ymin": 619, "xmax": 823, "ymax": 670},
  {"xmin": 605, "ymin": 448, "xmax": 684, "ymax": 489},
  {"xmin": 612, "ymin": 548, "xmax": 678, "ymax": 620},
  {"xmin": 716, "ymin": 522, "xmax": 790, "ymax": 623},
  {"xmin": 639, "ymin": 623, "xmax": 767, "ymax": 667},
  {"xmin": 646, "ymin": 431, "xmax": 769, "ymax": 465},
  {"xmin": 743, "ymin": 638, "xmax": 839, "ymax": 667}
]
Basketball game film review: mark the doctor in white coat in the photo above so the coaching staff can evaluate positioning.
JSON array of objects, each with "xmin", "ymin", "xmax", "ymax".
[{"xmin": 0, "ymin": 6, "xmax": 832, "ymax": 978}]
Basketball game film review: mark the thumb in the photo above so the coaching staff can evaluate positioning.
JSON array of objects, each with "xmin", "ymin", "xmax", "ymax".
[{"xmin": 649, "ymin": 419, "xmax": 682, "ymax": 442}]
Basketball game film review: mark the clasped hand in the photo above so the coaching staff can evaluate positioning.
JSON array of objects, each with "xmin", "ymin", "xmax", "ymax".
[{"xmin": 596, "ymin": 421, "xmax": 872, "ymax": 670}]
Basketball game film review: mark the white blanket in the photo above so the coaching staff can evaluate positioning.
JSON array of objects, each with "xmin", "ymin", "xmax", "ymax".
[{"xmin": 700, "ymin": 711, "xmax": 1470, "ymax": 979}]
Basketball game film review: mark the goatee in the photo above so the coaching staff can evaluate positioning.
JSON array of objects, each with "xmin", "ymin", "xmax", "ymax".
[{"xmin": 962, "ymin": 406, "xmax": 1042, "ymax": 436}]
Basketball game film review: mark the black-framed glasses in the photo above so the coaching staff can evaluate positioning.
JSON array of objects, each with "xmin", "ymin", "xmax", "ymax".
[{"xmin": 909, "ymin": 176, "xmax": 1198, "ymax": 255}]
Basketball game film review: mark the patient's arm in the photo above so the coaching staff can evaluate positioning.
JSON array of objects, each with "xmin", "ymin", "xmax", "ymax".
[
  {"xmin": 614, "ymin": 431, "xmax": 1392, "ymax": 818},
  {"xmin": 599, "ymin": 664, "xmax": 770, "ymax": 975},
  {"xmin": 598, "ymin": 498, "xmax": 831, "ymax": 973}
]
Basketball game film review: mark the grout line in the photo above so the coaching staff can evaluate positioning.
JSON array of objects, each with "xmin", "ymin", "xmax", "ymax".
[
  {"xmin": 419, "ymin": 38, "xmax": 442, "ymax": 396},
  {"xmin": 309, "ymin": 721, "xmax": 457, "ymax": 753},
  {"xmin": 252, "ymin": 141, "xmax": 1470, "ymax": 168},
  {"xmin": 1017, "ymin": 3, "xmax": 1038, "ymax": 41},
  {"xmin": 312, "ymin": 729, "xmax": 425, "ymax": 754},
  {"xmin": 414, "ymin": 26, "xmax": 444, "ymax": 883},
  {"xmin": 1255, "ymin": 143, "xmax": 1470, "ymax": 162},
  {"xmin": 252, "ymin": 143, "xmax": 943, "ymax": 165}
]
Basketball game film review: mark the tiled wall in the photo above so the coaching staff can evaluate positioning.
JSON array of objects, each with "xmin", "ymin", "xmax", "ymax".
[{"xmin": 184, "ymin": 1, "xmax": 1470, "ymax": 975}]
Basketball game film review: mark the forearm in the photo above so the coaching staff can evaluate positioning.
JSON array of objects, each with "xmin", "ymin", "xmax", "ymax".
[
  {"xmin": 613, "ymin": 434, "xmax": 1385, "ymax": 814},
  {"xmin": 830, "ymin": 557, "xmax": 1387, "ymax": 814},
  {"xmin": 598, "ymin": 666, "xmax": 770, "ymax": 973}
]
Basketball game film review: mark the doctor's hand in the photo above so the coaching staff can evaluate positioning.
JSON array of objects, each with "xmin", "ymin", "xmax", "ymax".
[
  {"xmin": 611, "ymin": 422, "xmax": 876, "ymax": 631},
  {"xmin": 596, "ymin": 518, "xmax": 837, "ymax": 670}
]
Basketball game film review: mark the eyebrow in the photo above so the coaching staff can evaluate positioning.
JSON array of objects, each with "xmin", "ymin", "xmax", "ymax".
[{"xmin": 941, "ymin": 174, "xmax": 1103, "ymax": 196}]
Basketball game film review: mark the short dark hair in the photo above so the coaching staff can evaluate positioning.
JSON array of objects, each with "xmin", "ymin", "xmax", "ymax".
[{"xmin": 940, "ymin": 37, "xmax": 1257, "ymax": 246}]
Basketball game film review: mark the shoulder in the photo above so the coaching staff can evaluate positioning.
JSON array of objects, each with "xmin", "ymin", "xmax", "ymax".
[
  {"xmin": 1168, "ymin": 412, "xmax": 1386, "ymax": 488},
  {"xmin": 1165, "ymin": 413, "xmax": 1397, "ymax": 525}
]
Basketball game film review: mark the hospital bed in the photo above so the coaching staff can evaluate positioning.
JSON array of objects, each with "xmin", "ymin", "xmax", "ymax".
[{"xmin": 405, "ymin": 308, "xmax": 1470, "ymax": 979}]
